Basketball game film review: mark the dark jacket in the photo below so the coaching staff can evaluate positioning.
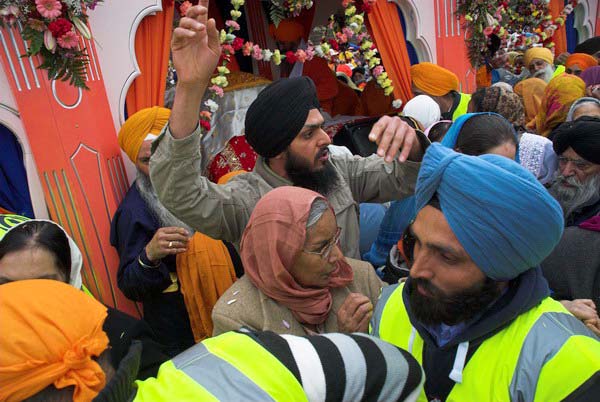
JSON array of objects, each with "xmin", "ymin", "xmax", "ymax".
[
  {"xmin": 566, "ymin": 198, "xmax": 600, "ymax": 227},
  {"xmin": 110, "ymin": 184, "xmax": 194, "ymax": 356},
  {"xmin": 403, "ymin": 267, "xmax": 550, "ymax": 401},
  {"xmin": 542, "ymin": 226, "xmax": 600, "ymax": 309}
]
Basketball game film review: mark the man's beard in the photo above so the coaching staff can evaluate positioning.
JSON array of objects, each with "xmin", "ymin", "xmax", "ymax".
[
  {"xmin": 284, "ymin": 147, "xmax": 339, "ymax": 196},
  {"xmin": 407, "ymin": 276, "xmax": 503, "ymax": 326},
  {"xmin": 533, "ymin": 64, "xmax": 554, "ymax": 82},
  {"xmin": 549, "ymin": 174, "xmax": 600, "ymax": 220},
  {"xmin": 136, "ymin": 171, "xmax": 194, "ymax": 233}
]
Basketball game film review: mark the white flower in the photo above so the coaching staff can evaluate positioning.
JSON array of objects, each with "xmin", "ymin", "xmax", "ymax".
[
  {"xmin": 392, "ymin": 99, "xmax": 403, "ymax": 109},
  {"xmin": 204, "ymin": 99, "xmax": 219, "ymax": 113},
  {"xmin": 262, "ymin": 49, "xmax": 273, "ymax": 61}
]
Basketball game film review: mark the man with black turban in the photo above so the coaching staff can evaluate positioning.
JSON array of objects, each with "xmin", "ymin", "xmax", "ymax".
[
  {"xmin": 149, "ymin": 3, "xmax": 425, "ymax": 259},
  {"xmin": 543, "ymin": 117, "xmax": 600, "ymax": 322},
  {"xmin": 549, "ymin": 116, "xmax": 600, "ymax": 226}
]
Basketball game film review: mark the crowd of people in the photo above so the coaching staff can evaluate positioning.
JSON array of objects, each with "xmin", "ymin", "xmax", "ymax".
[{"xmin": 1, "ymin": 2, "xmax": 600, "ymax": 401}]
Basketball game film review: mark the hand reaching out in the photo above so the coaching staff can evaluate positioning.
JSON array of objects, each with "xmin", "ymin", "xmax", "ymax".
[{"xmin": 172, "ymin": 0, "xmax": 221, "ymax": 87}]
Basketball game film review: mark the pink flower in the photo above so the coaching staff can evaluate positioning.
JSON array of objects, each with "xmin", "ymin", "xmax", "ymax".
[
  {"xmin": 372, "ymin": 65, "xmax": 384, "ymax": 77},
  {"xmin": 305, "ymin": 45, "xmax": 315, "ymax": 61},
  {"xmin": 209, "ymin": 85, "xmax": 224, "ymax": 97},
  {"xmin": 242, "ymin": 41, "xmax": 253, "ymax": 56},
  {"xmin": 342, "ymin": 0, "xmax": 354, "ymax": 7},
  {"xmin": 179, "ymin": 1, "xmax": 192, "ymax": 16},
  {"xmin": 200, "ymin": 110, "xmax": 212, "ymax": 119},
  {"xmin": 221, "ymin": 44, "xmax": 235, "ymax": 55},
  {"xmin": 252, "ymin": 44, "xmax": 263, "ymax": 60},
  {"xmin": 342, "ymin": 27, "xmax": 354, "ymax": 39},
  {"xmin": 483, "ymin": 26, "xmax": 494, "ymax": 37},
  {"xmin": 35, "ymin": 0, "xmax": 62, "ymax": 20},
  {"xmin": 336, "ymin": 32, "xmax": 348, "ymax": 44},
  {"xmin": 295, "ymin": 49, "xmax": 307, "ymax": 63},
  {"xmin": 225, "ymin": 20, "xmax": 240, "ymax": 31},
  {"xmin": 57, "ymin": 31, "xmax": 80, "ymax": 49}
]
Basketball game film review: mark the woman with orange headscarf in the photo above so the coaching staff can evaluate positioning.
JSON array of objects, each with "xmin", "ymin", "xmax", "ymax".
[
  {"xmin": 527, "ymin": 74, "xmax": 586, "ymax": 137},
  {"xmin": 515, "ymin": 78, "xmax": 548, "ymax": 128},
  {"xmin": 211, "ymin": 186, "xmax": 383, "ymax": 336}
]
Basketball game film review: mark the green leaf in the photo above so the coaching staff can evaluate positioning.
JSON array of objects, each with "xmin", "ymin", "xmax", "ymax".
[{"xmin": 269, "ymin": 4, "xmax": 286, "ymax": 27}]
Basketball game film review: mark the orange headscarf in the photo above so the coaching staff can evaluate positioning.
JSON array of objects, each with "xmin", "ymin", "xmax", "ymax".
[
  {"xmin": 529, "ymin": 73, "xmax": 586, "ymax": 137},
  {"xmin": 269, "ymin": 19, "xmax": 305, "ymax": 42},
  {"xmin": 565, "ymin": 53, "xmax": 598, "ymax": 71},
  {"xmin": 240, "ymin": 186, "xmax": 353, "ymax": 325},
  {"xmin": 411, "ymin": 62, "xmax": 459, "ymax": 96},
  {"xmin": 118, "ymin": 106, "xmax": 171, "ymax": 163},
  {"xmin": 515, "ymin": 78, "xmax": 548, "ymax": 127},
  {"xmin": 0, "ymin": 280, "xmax": 109, "ymax": 402}
]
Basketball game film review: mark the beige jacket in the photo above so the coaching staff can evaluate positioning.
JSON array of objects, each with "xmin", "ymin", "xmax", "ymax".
[
  {"xmin": 150, "ymin": 125, "xmax": 420, "ymax": 258},
  {"xmin": 211, "ymin": 258, "xmax": 384, "ymax": 336}
]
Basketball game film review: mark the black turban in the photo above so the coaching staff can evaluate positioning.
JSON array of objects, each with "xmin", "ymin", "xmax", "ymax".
[
  {"xmin": 552, "ymin": 116, "xmax": 600, "ymax": 164},
  {"xmin": 245, "ymin": 77, "xmax": 320, "ymax": 158}
]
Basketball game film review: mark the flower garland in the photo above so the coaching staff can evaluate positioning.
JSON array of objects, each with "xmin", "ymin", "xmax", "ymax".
[
  {"xmin": 457, "ymin": 0, "xmax": 578, "ymax": 68},
  {"xmin": 0, "ymin": 0, "xmax": 102, "ymax": 89},
  {"xmin": 175, "ymin": 0, "xmax": 393, "ymax": 129}
]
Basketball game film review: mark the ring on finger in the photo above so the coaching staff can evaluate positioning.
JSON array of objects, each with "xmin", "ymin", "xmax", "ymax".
[{"xmin": 168, "ymin": 241, "xmax": 173, "ymax": 248}]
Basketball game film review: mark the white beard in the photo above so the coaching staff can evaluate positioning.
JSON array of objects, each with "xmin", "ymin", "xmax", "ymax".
[
  {"xmin": 549, "ymin": 174, "xmax": 600, "ymax": 220},
  {"xmin": 533, "ymin": 64, "xmax": 555, "ymax": 83},
  {"xmin": 135, "ymin": 171, "xmax": 194, "ymax": 234}
]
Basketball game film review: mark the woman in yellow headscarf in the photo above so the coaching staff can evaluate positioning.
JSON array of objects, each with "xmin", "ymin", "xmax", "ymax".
[
  {"xmin": 515, "ymin": 78, "xmax": 547, "ymax": 128},
  {"xmin": 527, "ymin": 74, "xmax": 586, "ymax": 137}
]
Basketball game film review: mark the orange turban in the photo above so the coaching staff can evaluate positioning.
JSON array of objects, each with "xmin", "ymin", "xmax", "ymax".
[
  {"xmin": 269, "ymin": 19, "xmax": 304, "ymax": 42},
  {"xmin": 118, "ymin": 106, "xmax": 171, "ymax": 163},
  {"xmin": 524, "ymin": 47, "xmax": 554, "ymax": 68},
  {"xmin": 411, "ymin": 62, "xmax": 459, "ymax": 96},
  {"xmin": 0, "ymin": 280, "xmax": 109, "ymax": 402},
  {"xmin": 566, "ymin": 53, "xmax": 598, "ymax": 71}
]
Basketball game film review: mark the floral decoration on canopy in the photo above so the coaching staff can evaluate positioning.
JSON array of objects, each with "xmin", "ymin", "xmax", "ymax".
[
  {"xmin": 268, "ymin": 0, "xmax": 314, "ymax": 27},
  {"xmin": 0, "ymin": 0, "xmax": 103, "ymax": 89},
  {"xmin": 457, "ymin": 0, "xmax": 579, "ymax": 68},
  {"xmin": 175, "ymin": 0, "xmax": 391, "ymax": 130}
]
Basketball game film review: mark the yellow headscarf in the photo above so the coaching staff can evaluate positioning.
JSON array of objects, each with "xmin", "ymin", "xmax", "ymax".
[
  {"xmin": 524, "ymin": 47, "xmax": 554, "ymax": 68},
  {"xmin": 0, "ymin": 280, "xmax": 109, "ymax": 402},
  {"xmin": 411, "ymin": 62, "xmax": 459, "ymax": 97},
  {"xmin": 118, "ymin": 106, "xmax": 171, "ymax": 163},
  {"xmin": 529, "ymin": 73, "xmax": 585, "ymax": 137},
  {"xmin": 515, "ymin": 78, "xmax": 547, "ymax": 127}
]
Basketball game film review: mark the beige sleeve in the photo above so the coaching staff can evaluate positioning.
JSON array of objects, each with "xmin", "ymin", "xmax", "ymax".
[{"xmin": 149, "ymin": 124, "xmax": 258, "ymax": 244}]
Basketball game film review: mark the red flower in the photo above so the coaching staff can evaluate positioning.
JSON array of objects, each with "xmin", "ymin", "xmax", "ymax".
[
  {"xmin": 285, "ymin": 50, "xmax": 297, "ymax": 64},
  {"xmin": 328, "ymin": 39, "xmax": 339, "ymax": 51},
  {"xmin": 200, "ymin": 119, "xmax": 211, "ymax": 131},
  {"xmin": 48, "ymin": 18, "xmax": 72, "ymax": 38},
  {"xmin": 232, "ymin": 37, "xmax": 244, "ymax": 51}
]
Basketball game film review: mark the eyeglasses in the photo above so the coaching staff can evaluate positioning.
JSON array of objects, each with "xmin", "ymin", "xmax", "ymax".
[
  {"xmin": 303, "ymin": 227, "xmax": 341, "ymax": 260},
  {"xmin": 558, "ymin": 156, "xmax": 593, "ymax": 171}
]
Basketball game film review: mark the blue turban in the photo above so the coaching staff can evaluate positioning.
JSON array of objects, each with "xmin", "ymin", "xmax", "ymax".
[
  {"xmin": 441, "ymin": 113, "xmax": 520, "ymax": 163},
  {"xmin": 415, "ymin": 143, "xmax": 564, "ymax": 280}
]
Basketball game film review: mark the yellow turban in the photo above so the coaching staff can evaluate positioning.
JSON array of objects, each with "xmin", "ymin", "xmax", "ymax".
[
  {"xmin": 566, "ymin": 53, "xmax": 598, "ymax": 71},
  {"xmin": 269, "ymin": 19, "xmax": 305, "ymax": 42},
  {"xmin": 118, "ymin": 106, "xmax": 171, "ymax": 163},
  {"xmin": 411, "ymin": 62, "xmax": 459, "ymax": 97},
  {"xmin": 0, "ymin": 280, "xmax": 109, "ymax": 402},
  {"xmin": 524, "ymin": 47, "xmax": 554, "ymax": 68}
]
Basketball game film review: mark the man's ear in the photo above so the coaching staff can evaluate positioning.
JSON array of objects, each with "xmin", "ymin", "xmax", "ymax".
[{"xmin": 272, "ymin": 150, "xmax": 287, "ymax": 160}]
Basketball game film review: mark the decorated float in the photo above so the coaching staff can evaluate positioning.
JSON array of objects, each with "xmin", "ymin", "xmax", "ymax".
[{"xmin": 0, "ymin": 0, "xmax": 596, "ymax": 316}]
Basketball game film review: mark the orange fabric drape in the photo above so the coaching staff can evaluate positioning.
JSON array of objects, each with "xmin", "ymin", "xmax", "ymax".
[
  {"xmin": 367, "ymin": 2, "xmax": 413, "ymax": 104},
  {"xmin": 549, "ymin": 0, "xmax": 567, "ymax": 57},
  {"xmin": 126, "ymin": 1, "xmax": 174, "ymax": 114}
]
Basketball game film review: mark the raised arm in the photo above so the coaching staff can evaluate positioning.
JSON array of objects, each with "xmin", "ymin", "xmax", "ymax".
[{"xmin": 169, "ymin": 1, "xmax": 221, "ymax": 139}]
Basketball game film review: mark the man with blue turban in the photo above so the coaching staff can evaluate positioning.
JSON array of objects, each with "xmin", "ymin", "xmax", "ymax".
[{"xmin": 371, "ymin": 143, "xmax": 600, "ymax": 401}]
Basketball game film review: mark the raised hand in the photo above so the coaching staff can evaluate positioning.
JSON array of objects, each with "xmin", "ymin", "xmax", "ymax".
[
  {"xmin": 337, "ymin": 293, "xmax": 374, "ymax": 333},
  {"xmin": 172, "ymin": 1, "xmax": 221, "ymax": 87},
  {"xmin": 368, "ymin": 115, "xmax": 423, "ymax": 162}
]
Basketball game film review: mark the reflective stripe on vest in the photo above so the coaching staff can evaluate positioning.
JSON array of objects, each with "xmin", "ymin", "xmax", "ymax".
[
  {"xmin": 134, "ymin": 332, "xmax": 308, "ymax": 401},
  {"xmin": 373, "ymin": 283, "xmax": 600, "ymax": 401},
  {"xmin": 452, "ymin": 93, "xmax": 471, "ymax": 121}
]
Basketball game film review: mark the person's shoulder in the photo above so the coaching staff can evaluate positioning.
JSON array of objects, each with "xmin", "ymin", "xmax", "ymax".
[
  {"xmin": 213, "ymin": 276, "xmax": 260, "ymax": 314},
  {"xmin": 117, "ymin": 183, "xmax": 146, "ymax": 211},
  {"xmin": 347, "ymin": 257, "xmax": 375, "ymax": 274}
]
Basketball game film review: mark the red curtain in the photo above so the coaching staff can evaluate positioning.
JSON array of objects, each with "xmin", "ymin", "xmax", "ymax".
[
  {"xmin": 367, "ymin": 2, "xmax": 413, "ymax": 103},
  {"xmin": 126, "ymin": 0, "xmax": 174, "ymax": 114}
]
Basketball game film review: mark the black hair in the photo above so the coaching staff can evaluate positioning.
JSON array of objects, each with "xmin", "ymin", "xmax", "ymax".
[
  {"xmin": 427, "ymin": 121, "xmax": 453, "ymax": 143},
  {"xmin": 469, "ymin": 87, "xmax": 487, "ymax": 113},
  {"xmin": 352, "ymin": 66, "xmax": 365, "ymax": 78},
  {"xmin": 456, "ymin": 114, "xmax": 517, "ymax": 156},
  {"xmin": 0, "ymin": 221, "xmax": 71, "ymax": 282}
]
